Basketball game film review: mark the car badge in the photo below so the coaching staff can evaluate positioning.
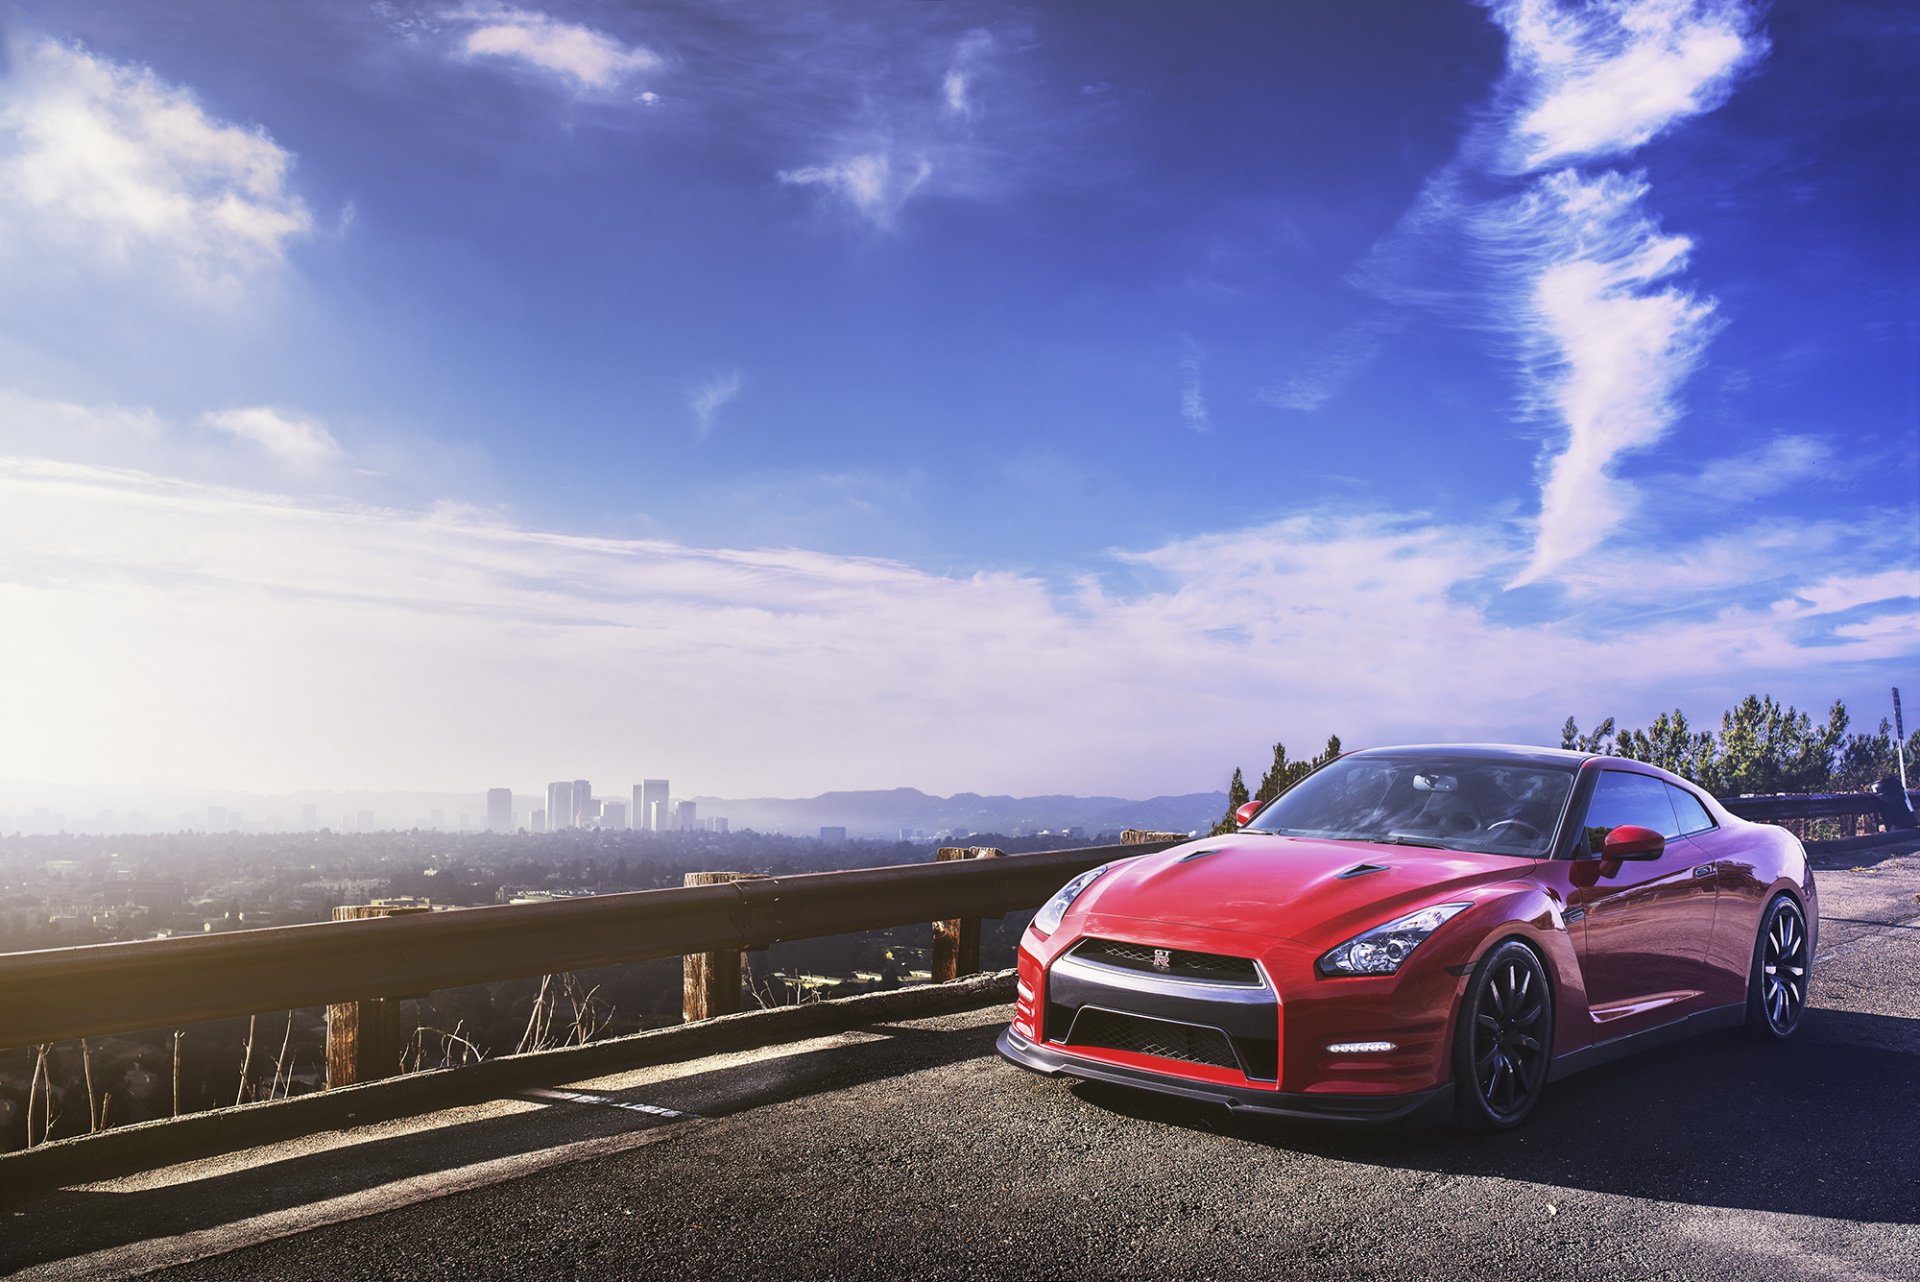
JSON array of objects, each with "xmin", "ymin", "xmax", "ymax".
[{"xmin": 1152, "ymin": 948, "xmax": 1173, "ymax": 970}]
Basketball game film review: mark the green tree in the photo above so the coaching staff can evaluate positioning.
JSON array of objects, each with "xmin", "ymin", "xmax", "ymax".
[
  {"xmin": 1210, "ymin": 768, "xmax": 1251, "ymax": 836},
  {"xmin": 1211, "ymin": 735, "xmax": 1343, "ymax": 835},
  {"xmin": 1559, "ymin": 716, "xmax": 1616, "ymax": 755}
]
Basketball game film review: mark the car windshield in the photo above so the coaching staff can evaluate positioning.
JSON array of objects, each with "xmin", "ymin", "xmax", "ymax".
[{"xmin": 1244, "ymin": 754, "xmax": 1575, "ymax": 858}]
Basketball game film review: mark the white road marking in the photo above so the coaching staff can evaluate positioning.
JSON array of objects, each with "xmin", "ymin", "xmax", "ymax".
[{"xmin": 518, "ymin": 1087, "xmax": 698, "ymax": 1119}]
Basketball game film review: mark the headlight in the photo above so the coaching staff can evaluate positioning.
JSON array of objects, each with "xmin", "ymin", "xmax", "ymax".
[
  {"xmin": 1318, "ymin": 902, "xmax": 1471, "ymax": 976},
  {"xmin": 1031, "ymin": 864, "xmax": 1113, "ymax": 937}
]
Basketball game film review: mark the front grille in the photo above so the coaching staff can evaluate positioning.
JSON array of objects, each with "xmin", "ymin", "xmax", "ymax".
[
  {"xmin": 1073, "ymin": 938, "xmax": 1261, "ymax": 984},
  {"xmin": 1066, "ymin": 1008, "xmax": 1241, "ymax": 1072}
]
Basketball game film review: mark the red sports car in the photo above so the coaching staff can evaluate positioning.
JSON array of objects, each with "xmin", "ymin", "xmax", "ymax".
[{"xmin": 998, "ymin": 744, "xmax": 1816, "ymax": 1128}]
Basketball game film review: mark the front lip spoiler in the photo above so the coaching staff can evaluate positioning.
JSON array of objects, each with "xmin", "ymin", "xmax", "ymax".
[{"xmin": 997, "ymin": 1026, "xmax": 1451, "ymax": 1127}]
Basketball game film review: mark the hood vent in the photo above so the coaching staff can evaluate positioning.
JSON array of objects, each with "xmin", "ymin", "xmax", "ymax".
[
  {"xmin": 1336, "ymin": 862, "xmax": 1388, "ymax": 879},
  {"xmin": 1177, "ymin": 847, "xmax": 1223, "ymax": 863}
]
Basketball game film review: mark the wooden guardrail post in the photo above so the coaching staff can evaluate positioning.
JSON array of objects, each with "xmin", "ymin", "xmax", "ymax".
[
  {"xmin": 326, "ymin": 903, "xmax": 429, "ymax": 1088},
  {"xmin": 933, "ymin": 847, "xmax": 1003, "ymax": 982},
  {"xmin": 683, "ymin": 872, "xmax": 765, "ymax": 1022}
]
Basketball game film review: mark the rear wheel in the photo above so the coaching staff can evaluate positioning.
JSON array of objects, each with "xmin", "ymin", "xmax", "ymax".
[
  {"xmin": 1746, "ymin": 895, "xmax": 1810, "ymax": 1040},
  {"xmin": 1452, "ymin": 939, "xmax": 1554, "ymax": 1130}
]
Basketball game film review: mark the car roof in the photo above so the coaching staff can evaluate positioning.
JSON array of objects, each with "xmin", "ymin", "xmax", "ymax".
[{"xmin": 1348, "ymin": 743, "xmax": 1594, "ymax": 766}]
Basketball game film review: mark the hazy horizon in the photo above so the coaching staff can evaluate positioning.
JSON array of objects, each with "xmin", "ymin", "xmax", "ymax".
[{"xmin": 2, "ymin": 1, "xmax": 1912, "ymax": 802}]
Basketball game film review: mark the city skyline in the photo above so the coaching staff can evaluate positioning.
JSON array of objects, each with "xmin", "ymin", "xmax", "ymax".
[{"xmin": 0, "ymin": 1, "xmax": 1912, "ymax": 800}]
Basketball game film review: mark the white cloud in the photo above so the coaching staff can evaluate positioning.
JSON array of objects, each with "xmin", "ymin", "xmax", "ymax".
[
  {"xmin": 202, "ymin": 406, "xmax": 344, "ymax": 468},
  {"xmin": 778, "ymin": 150, "xmax": 933, "ymax": 231},
  {"xmin": 1259, "ymin": 315, "xmax": 1402, "ymax": 413},
  {"xmin": 1681, "ymin": 434, "xmax": 1837, "ymax": 503},
  {"xmin": 1488, "ymin": 0, "xmax": 1766, "ymax": 172},
  {"xmin": 688, "ymin": 369, "xmax": 743, "ymax": 437},
  {"xmin": 0, "ymin": 37, "xmax": 313, "ymax": 292},
  {"xmin": 1500, "ymin": 169, "xmax": 1718, "ymax": 584},
  {"xmin": 942, "ymin": 30, "xmax": 994, "ymax": 119},
  {"xmin": 0, "ymin": 456, "xmax": 1909, "ymax": 798},
  {"xmin": 1179, "ymin": 339, "xmax": 1211, "ymax": 433},
  {"xmin": 442, "ymin": 6, "xmax": 660, "ymax": 92}
]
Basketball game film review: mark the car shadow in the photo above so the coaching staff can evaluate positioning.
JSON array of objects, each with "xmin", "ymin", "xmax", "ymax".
[{"xmin": 1068, "ymin": 1006, "xmax": 1920, "ymax": 1225}]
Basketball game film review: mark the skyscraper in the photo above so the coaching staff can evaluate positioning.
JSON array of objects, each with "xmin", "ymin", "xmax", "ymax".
[
  {"xmin": 600, "ymin": 799, "xmax": 628, "ymax": 829},
  {"xmin": 531, "ymin": 808, "xmax": 546, "ymax": 834},
  {"xmin": 571, "ymin": 780, "xmax": 592, "ymax": 828},
  {"xmin": 675, "ymin": 800, "xmax": 697, "ymax": 832},
  {"xmin": 546, "ymin": 781, "xmax": 573, "ymax": 831},
  {"xmin": 638, "ymin": 779, "xmax": 669, "ymax": 832},
  {"xmin": 486, "ymin": 788, "xmax": 513, "ymax": 832}
]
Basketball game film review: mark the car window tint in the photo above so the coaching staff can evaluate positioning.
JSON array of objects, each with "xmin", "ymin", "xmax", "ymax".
[
  {"xmin": 1581, "ymin": 770, "xmax": 1681, "ymax": 848},
  {"xmin": 1666, "ymin": 784, "xmax": 1715, "ymax": 835}
]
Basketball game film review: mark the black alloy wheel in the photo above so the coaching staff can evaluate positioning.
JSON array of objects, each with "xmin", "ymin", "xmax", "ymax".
[
  {"xmin": 1746, "ymin": 895, "xmax": 1810, "ymax": 1040},
  {"xmin": 1453, "ymin": 939, "xmax": 1554, "ymax": 1130}
]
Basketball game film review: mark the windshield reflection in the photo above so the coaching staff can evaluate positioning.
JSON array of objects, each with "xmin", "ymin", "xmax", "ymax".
[{"xmin": 1246, "ymin": 755, "xmax": 1574, "ymax": 858}]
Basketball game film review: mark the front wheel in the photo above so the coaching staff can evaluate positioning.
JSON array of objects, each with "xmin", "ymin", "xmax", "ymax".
[
  {"xmin": 1452, "ymin": 939, "xmax": 1554, "ymax": 1130},
  {"xmin": 1746, "ymin": 895, "xmax": 1811, "ymax": 1040}
]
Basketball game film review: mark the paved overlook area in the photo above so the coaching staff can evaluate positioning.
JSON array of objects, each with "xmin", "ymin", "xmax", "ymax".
[{"xmin": 3, "ymin": 839, "xmax": 1917, "ymax": 1282}]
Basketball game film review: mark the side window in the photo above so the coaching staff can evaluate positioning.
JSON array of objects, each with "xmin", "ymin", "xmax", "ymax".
[
  {"xmin": 1666, "ymin": 784, "xmax": 1715, "ymax": 836},
  {"xmin": 1580, "ymin": 770, "xmax": 1681, "ymax": 850}
]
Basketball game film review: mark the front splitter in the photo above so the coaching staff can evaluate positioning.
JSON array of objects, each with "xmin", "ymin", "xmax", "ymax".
[{"xmin": 996, "ymin": 1026, "xmax": 1452, "ymax": 1126}]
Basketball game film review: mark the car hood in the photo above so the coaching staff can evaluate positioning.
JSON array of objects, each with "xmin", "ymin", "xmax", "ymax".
[{"xmin": 1074, "ymin": 835, "xmax": 1536, "ymax": 949}]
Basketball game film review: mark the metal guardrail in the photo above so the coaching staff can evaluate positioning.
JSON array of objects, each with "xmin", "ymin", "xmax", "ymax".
[
  {"xmin": 1720, "ymin": 789, "xmax": 1920, "ymax": 823},
  {"xmin": 0, "ymin": 840, "xmax": 1177, "ymax": 1052}
]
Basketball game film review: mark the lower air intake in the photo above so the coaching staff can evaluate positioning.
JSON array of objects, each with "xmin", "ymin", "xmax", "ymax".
[{"xmin": 1067, "ymin": 1008, "xmax": 1240, "ymax": 1072}]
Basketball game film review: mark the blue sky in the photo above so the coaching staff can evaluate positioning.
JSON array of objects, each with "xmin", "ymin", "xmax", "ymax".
[{"xmin": 0, "ymin": 0, "xmax": 1913, "ymax": 802}]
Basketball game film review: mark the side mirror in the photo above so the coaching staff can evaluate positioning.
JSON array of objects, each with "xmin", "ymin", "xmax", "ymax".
[
  {"xmin": 1234, "ymin": 800, "xmax": 1263, "ymax": 828},
  {"xmin": 1601, "ymin": 824, "xmax": 1665, "ymax": 860}
]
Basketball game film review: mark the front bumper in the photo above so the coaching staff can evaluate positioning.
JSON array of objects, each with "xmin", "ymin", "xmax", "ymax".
[{"xmin": 998, "ymin": 1026, "xmax": 1452, "ymax": 1126}]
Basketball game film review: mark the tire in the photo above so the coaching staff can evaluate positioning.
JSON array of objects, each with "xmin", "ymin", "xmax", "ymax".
[
  {"xmin": 1452, "ymin": 939, "xmax": 1554, "ymax": 1130},
  {"xmin": 1746, "ymin": 895, "xmax": 1811, "ymax": 1040}
]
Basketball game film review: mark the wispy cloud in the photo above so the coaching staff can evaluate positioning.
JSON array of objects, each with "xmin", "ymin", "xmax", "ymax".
[
  {"xmin": 1179, "ymin": 338, "xmax": 1211, "ymax": 433},
  {"xmin": 0, "ymin": 36, "xmax": 314, "ymax": 293},
  {"xmin": 942, "ymin": 29, "xmax": 994, "ymax": 119},
  {"xmin": 1365, "ymin": 0, "xmax": 1770, "ymax": 585},
  {"xmin": 1259, "ymin": 315, "xmax": 1403, "ymax": 413},
  {"xmin": 2, "ymin": 456, "xmax": 1907, "ymax": 795},
  {"xmin": 778, "ymin": 150, "xmax": 933, "ymax": 231},
  {"xmin": 201, "ymin": 407, "xmax": 345, "ymax": 468},
  {"xmin": 1490, "ymin": 0, "xmax": 1766, "ymax": 172},
  {"xmin": 441, "ymin": 5, "xmax": 660, "ymax": 93},
  {"xmin": 688, "ymin": 369, "xmax": 744, "ymax": 436},
  {"xmin": 1668, "ymin": 433, "xmax": 1839, "ymax": 504},
  {"xmin": 1497, "ymin": 168, "xmax": 1719, "ymax": 582}
]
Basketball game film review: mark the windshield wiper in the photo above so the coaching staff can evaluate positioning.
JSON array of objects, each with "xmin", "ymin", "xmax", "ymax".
[{"xmin": 1375, "ymin": 834, "xmax": 1452, "ymax": 849}]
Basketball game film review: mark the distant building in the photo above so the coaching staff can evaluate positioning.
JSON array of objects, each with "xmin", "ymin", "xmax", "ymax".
[
  {"xmin": 571, "ymin": 780, "xmax": 592, "ymax": 828},
  {"xmin": 546, "ymin": 782, "xmax": 573, "ymax": 831},
  {"xmin": 531, "ymin": 807, "xmax": 546, "ymax": 834},
  {"xmin": 649, "ymin": 800, "xmax": 669, "ymax": 831},
  {"xmin": 675, "ymin": 800, "xmax": 697, "ymax": 832},
  {"xmin": 600, "ymin": 799, "xmax": 628, "ymax": 829},
  {"xmin": 712, "ymin": 816, "xmax": 728, "ymax": 834},
  {"xmin": 819, "ymin": 826, "xmax": 847, "ymax": 842},
  {"xmin": 486, "ymin": 788, "xmax": 512, "ymax": 832},
  {"xmin": 638, "ymin": 780, "xmax": 669, "ymax": 832}
]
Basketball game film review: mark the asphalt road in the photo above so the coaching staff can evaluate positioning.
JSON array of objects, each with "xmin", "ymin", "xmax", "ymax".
[{"xmin": 7, "ymin": 843, "xmax": 1918, "ymax": 1282}]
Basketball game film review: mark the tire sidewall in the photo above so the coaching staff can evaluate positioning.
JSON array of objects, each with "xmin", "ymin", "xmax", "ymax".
[
  {"xmin": 1746, "ymin": 895, "xmax": 1809, "ymax": 1041},
  {"xmin": 1452, "ymin": 939, "xmax": 1554, "ymax": 1131}
]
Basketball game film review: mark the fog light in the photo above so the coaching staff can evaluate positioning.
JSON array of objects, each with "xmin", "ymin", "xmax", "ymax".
[{"xmin": 1326, "ymin": 1040, "xmax": 1396, "ymax": 1054}]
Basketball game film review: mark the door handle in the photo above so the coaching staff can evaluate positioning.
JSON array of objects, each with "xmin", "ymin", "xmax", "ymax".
[{"xmin": 1691, "ymin": 864, "xmax": 1716, "ymax": 879}]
